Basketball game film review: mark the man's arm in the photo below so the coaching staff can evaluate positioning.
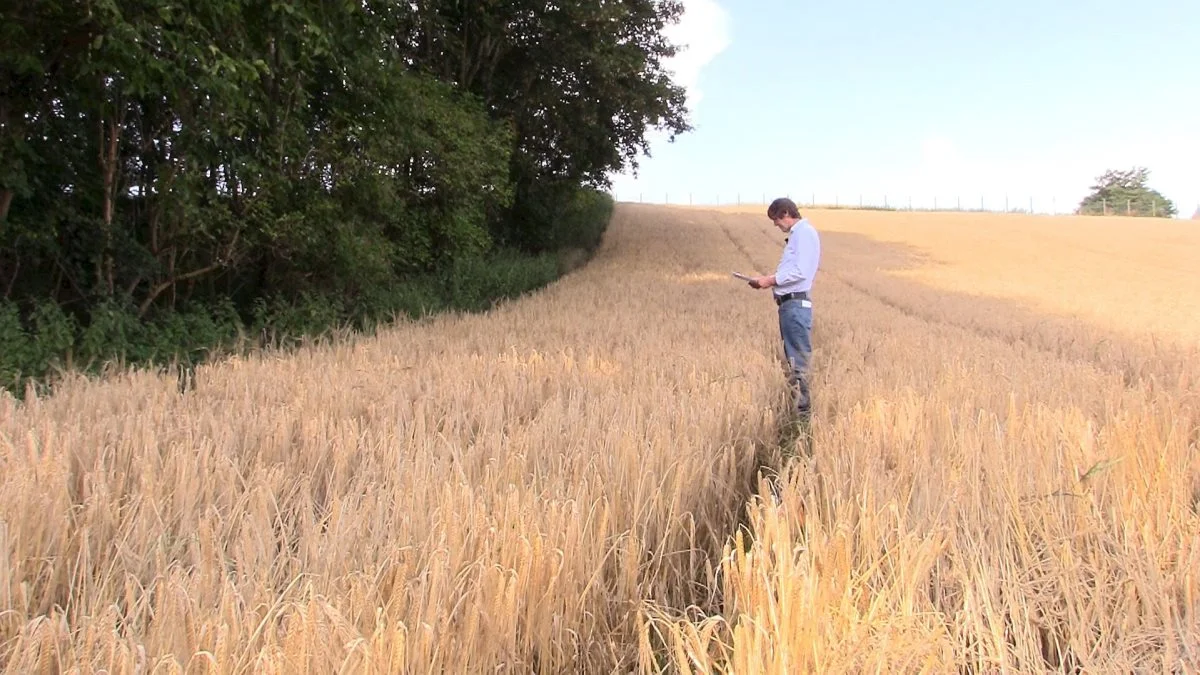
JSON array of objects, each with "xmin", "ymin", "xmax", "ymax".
[{"xmin": 749, "ymin": 275, "xmax": 775, "ymax": 289}]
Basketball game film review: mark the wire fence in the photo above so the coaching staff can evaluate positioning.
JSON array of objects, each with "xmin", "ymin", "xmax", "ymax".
[{"xmin": 610, "ymin": 191, "xmax": 1175, "ymax": 217}]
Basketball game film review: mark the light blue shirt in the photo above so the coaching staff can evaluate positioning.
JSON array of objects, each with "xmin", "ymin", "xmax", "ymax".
[{"xmin": 774, "ymin": 218, "xmax": 820, "ymax": 295}]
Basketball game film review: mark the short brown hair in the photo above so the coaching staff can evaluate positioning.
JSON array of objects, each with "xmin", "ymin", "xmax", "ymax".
[{"xmin": 767, "ymin": 197, "xmax": 800, "ymax": 220}]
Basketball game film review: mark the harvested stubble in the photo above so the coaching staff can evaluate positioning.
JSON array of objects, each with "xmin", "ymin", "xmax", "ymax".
[
  {"xmin": 648, "ymin": 206, "xmax": 1200, "ymax": 673},
  {"xmin": 0, "ymin": 206, "xmax": 789, "ymax": 672}
]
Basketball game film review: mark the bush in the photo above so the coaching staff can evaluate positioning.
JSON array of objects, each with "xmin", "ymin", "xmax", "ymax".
[
  {"xmin": 501, "ymin": 184, "xmax": 614, "ymax": 253},
  {"xmin": 446, "ymin": 250, "xmax": 561, "ymax": 312},
  {"xmin": 560, "ymin": 187, "xmax": 616, "ymax": 253},
  {"xmin": 78, "ymin": 299, "xmax": 144, "ymax": 367},
  {"xmin": 0, "ymin": 254, "xmax": 572, "ymax": 398},
  {"xmin": 366, "ymin": 276, "xmax": 447, "ymax": 321},
  {"xmin": 1, "ymin": 183, "xmax": 614, "ymax": 397},
  {"xmin": 0, "ymin": 301, "xmax": 33, "ymax": 394},
  {"xmin": 251, "ymin": 293, "xmax": 347, "ymax": 348}
]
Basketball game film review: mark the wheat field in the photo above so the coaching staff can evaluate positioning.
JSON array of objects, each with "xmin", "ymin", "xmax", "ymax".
[
  {"xmin": 2, "ymin": 204, "xmax": 1198, "ymax": 673},
  {"xmin": 654, "ymin": 205, "xmax": 1200, "ymax": 672}
]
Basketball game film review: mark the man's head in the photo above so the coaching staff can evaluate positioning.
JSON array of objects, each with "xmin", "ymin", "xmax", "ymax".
[{"xmin": 767, "ymin": 198, "xmax": 801, "ymax": 232}]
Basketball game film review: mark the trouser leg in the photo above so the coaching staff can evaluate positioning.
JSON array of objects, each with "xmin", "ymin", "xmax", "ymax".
[{"xmin": 778, "ymin": 302, "xmax": 813, "ymax": 415}]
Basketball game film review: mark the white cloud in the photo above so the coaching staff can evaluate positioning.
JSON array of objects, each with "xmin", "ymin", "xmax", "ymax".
[
  {"xmin": 662, "ymin": 0, "xmax": 731, "ymax": 107},
  {"xmin": 608, "ymin": 0, "xmax": 730, "ymax": 193}
]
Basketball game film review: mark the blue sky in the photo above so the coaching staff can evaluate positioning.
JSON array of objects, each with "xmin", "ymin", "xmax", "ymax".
[{"xmin": 610, "ymin": 0, "xmax": 1200, "ymax": 216}]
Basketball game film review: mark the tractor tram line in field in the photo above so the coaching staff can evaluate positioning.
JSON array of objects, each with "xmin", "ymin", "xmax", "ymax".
[
  {"xmin": 642, "ymin": 205, "xmax": 1199, "ymax": 673},
  {"xmin": 1, "ymin": 204, "xmax": 1196, "ymax": 672}
]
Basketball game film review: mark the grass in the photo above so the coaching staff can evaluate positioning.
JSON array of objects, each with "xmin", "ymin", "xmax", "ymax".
[{"xmin": 1, "ymin": 204, "xmax": 1197, "ymax": 673}]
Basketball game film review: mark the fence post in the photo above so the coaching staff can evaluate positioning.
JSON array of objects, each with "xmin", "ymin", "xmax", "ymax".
[
  {"xmin": 1029, "ymin": 196, "xmax": 1033, "ymax": 214},
  {"xmin": 981, "ymin": 195, "xmax": 984, "ymax": 211},
  {"xmin": 859, "ymin": 194, "xmax": 863, "ymax": 208},
  {"xmin": 1005, "ymin": 195, "xmax": 1009, "ymax": 212},
  {"xmin": 908, "ymin": 196, "xmax": 912, "ymax": 210},
  {"xmin": 1126, "ymin": 199, "xmax": 1131, "ymax": 216},
  {"xmin": 1152, "ymin": 200, "xmax": 1157, "ymax": 217},
  {"xmin": 1102, "ymin": 198, "xmax": 1107, "ymax": 215},
  {"xmin": 957, "ymin": 196, "xmax": 961, "ymax": 210},
  {"xmin": 934, "ymin": 196, "xmax": 938, "ymax": 210},
  {"xmin": 884, "ymin": 195, "xmax": 889, "ymax": 208}
]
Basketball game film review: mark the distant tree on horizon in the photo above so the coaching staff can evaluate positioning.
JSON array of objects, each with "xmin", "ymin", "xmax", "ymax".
[{"xmin": 1077, "ymin": 168, "xmax": 1176, "ymax": 217}]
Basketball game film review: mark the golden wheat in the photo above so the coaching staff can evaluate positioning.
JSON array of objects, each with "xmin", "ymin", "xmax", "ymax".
[
  {"xmin": 2, "ymin": 203, "xmax": 1197, "ymax": 673},
  {"xmin": 648, "ymin": 205, "xmax": 1200, "ymax": 673},
  {"xmin": 0, "ymin": 205, "xmax": 790, "ymax": 672}
]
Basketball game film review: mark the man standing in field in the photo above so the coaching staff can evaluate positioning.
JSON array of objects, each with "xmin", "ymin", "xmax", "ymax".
[{"xmin": 748, "ymin": 197, "xmax": 821, "ymax": 428}]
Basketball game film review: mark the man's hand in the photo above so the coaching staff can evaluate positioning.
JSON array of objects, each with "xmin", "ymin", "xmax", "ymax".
[{"xmin": 749, "ymin": 276, "xmax": 774, "ymax": 289}]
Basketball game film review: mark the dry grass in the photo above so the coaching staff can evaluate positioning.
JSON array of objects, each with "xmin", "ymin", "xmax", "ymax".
[{"xmin": 2, "ymin": 204, "xmax": 1197, "ymax": 673}]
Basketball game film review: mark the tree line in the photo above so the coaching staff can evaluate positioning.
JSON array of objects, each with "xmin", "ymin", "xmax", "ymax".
[{"xmin": 1, "ymin": 0, "xmax": 689, "ymax": 392}]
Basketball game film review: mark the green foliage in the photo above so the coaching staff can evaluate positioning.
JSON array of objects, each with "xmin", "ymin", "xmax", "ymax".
[
  {"xmin": 561, "ymin": 188, "xmax": 618, "ymax": 253},
  {"xmin": 78, "ymin": 300, "xmax": 144, "ymax": 366},
  {"xmin": 1077, "ymin": 168, "xmax": 1177, "ymax": 217},
  {"xmin": 406, "ymin": 1, "xmax": 689, "ymax": 186},
  {"xmin": 0, "ymin": 233, "xmax": 612, "ymax": 397},
  {"xmin": 446, "ymin": 250, "xmax": 562, "ymax": 313},
  {"xmin": 1, "ymin": 0, "xmax": 670, "ymax": 394},
  {"xmin": 29, "ymin": 301, "xmax": 78, "ymax": 369},
  {"xmin": 0, "ymin": 302, "xmax": 31, "ymax": 394},
  {"xmin": 502, "ymin": 184, "xmax": 616, "ymax": 252}
]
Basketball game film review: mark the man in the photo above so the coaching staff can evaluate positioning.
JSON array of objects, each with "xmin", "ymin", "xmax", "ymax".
[{"xmin": 747, "ymin": 198, "xmax": 821, "ymax": 422}]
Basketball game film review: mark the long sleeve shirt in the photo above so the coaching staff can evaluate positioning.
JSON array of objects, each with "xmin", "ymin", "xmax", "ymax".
[{"xmin": 774, "ymin": 218, "xmax": 820, "ymax": 295}]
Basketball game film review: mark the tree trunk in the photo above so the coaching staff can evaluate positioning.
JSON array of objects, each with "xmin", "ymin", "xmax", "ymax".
[
  {"xmin": 98, "ymin": 81, "xmax": 126, "ymax": 296},
  {"xmin": 0, "ymin": 189, "xmax": 12, "ymax": 223},
  {"xmin": 0, "ymin": 98, "xmax": 14, "ymax": 223},
  {"xmin": 3, "ymin": 259, "xmax": 17, "ymax": 298}
]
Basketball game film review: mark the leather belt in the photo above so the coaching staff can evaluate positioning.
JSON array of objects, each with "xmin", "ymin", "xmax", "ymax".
[{"xmin": 774, "ymin": 291, "xmax": 810, "ymax": 306}]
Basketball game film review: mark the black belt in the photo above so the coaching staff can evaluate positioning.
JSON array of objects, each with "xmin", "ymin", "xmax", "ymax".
[{"xmin": 774, "ymin": 291, "xmax": 809, "ymax": 306}]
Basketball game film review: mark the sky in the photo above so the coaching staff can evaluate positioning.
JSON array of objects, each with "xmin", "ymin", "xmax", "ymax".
[{"xmin": 610, "ymin": 0, "xmax": 1200, "ymax": 216}]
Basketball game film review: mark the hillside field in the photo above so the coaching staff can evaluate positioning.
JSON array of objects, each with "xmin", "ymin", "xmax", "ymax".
[{"xmin": 1, "ymin": 204, "xmax": 1197, "ymax": 673}]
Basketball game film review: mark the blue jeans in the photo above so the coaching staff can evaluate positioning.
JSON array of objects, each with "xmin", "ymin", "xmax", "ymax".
[{"xmin": 778, "ymin": 299, "xmax": 813, "ymax": 415}]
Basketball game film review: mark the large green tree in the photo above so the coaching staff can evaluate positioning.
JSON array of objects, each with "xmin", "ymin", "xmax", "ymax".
[
  {"xmin": 2, "ymin": 0, "xmax": 686, "ymax": 316},
  {"xmin": 398, "ymin": 0, "xmax": 691, "ymax": 249},
  {"xmin": 1076, "ymin": 167, "xmax": 1177, "ymax": 217}
]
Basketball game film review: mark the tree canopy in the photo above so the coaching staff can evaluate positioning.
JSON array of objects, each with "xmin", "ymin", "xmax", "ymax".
[
  {"xmin": 1076, "ymin": 168, "xmax": 1177, "ymax": 218},
  {"xmin": 0, "ymin": 0, "xmax": 689, "ymax": 315}
]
